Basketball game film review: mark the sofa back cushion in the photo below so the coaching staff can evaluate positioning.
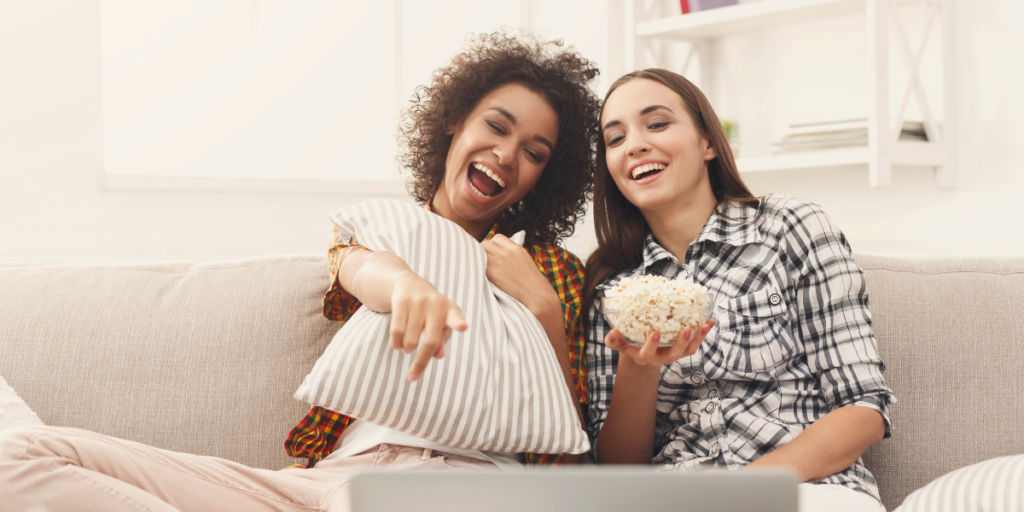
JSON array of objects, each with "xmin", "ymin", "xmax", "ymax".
[
  {"xmin": 858, "ymin": 255, "xmax": 1024, "ymax": 511},
  {"xmin": 0, "ymin": 255, "xmax": 338, "ymax": 470}
]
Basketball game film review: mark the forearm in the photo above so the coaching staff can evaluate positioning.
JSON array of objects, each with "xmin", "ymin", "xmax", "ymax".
[
  {"xmin": 594, "ymin": 358, "xmax": 661, "ymax": 464},
  {"xmin": 746, "ymin": 405, "xmax": 886, "ymax": 482},
  {"xmin": 336, "ymin": 250, "xmax": 414, "ymax": 313}
]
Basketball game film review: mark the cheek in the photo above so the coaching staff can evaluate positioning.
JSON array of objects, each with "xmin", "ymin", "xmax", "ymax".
[
  {"xmin": 606, "ymin": 146, "xmax": 624, "ymax": 167},
  {"xmin": 605, "ymin": 149, "xmax": 625, "ymax": 180}
]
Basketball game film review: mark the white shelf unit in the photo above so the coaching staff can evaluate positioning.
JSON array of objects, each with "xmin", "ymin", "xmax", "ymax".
[{"xmin": 609, "ymin": 0, "xmax": 955, "ymax": 188}]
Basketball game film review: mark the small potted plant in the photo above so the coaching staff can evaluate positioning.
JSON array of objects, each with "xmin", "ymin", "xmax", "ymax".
[{"xmin": 721, "ymin": 119, "xmax": 740, "ymax": 158}]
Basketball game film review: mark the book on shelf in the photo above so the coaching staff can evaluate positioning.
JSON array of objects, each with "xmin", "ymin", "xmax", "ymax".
[
  {"xmin": 680, "ymin": 0, "xmax": 739, "ymax": 14},
  {"xmin": 771, "ymin": 118, "xmax": 929, "ymax": 153}
]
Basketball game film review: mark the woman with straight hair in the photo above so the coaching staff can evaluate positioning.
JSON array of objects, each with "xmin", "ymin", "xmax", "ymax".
[{"xmin": 584, "ymin": 68, "xmax": 894, "ymax": 512}]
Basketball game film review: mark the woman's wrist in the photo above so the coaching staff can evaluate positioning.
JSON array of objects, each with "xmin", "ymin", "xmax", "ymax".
[{"xmin": 616, "ymin": 352, "xmax": 664, "ymax": 380}]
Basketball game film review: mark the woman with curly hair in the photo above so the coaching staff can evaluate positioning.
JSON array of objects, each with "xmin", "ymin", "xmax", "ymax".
[
  {"xmin": 0, "ymin": 32, "xmax": 600, "ymax": 512},
  {"xmin": 286, "ymin": 30, "xmax": 600, "ymax": 470}
]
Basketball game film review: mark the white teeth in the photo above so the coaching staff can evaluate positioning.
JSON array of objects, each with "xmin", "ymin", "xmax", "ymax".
[
  {"xmin": 468, "ymin": 180, "xmax": 490, "ymax": 198},
  {"xmin": 472, "ymin": 162, "xmax": 506, "ymax": 188},
  {"xmin": 631, "ymin": 163, "xmax": 667, "ymax": 179}
]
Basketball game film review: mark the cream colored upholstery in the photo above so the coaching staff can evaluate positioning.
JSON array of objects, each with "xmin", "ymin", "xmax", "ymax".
[
  {"xmin": 858, "ymin": 255, "xmax": 1024, "ymax": 509},
  {"xmin": 0, "ymin": 256, "xmax": 339, "ymax": 470},
  {"xmin": 1, "ymin": 254, "xmax": 1022, "ymax": 510}
]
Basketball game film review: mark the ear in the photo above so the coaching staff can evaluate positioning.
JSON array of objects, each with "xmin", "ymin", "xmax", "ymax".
[{"xmin": 703, "ymin": 138, "xmax": 717, "ymax": 161}]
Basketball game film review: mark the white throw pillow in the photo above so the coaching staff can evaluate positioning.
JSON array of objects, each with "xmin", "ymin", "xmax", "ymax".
[
  {"xmin": 0, "ymin": 375, "xmax": 43, "ymax": 431},
  {"xmin": 895, "ymin": 454, "xmax": 1024, "ymax": 511},
  {"xmin": 294, "ymin": 199, "xmax": 589, "ymax": 455}
]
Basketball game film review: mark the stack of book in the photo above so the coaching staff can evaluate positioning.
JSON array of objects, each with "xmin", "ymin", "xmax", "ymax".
[{"xmin": 771, "ymin": 118, "xmax": 929, "ymax": 153}]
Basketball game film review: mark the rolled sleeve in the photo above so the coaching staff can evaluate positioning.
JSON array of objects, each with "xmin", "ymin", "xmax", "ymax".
[{"xmin": 323, "ymin": 226, "xmax": 369, "ymax": 321}]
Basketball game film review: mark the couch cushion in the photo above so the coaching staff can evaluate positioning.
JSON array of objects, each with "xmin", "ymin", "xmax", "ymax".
[
  {"xmin": 857, "ymin": 255, "xmax": 1024, "ymax": 511},
  {"xmin": 0, "ymin": 255, "xmax": 338, "ymax": 470}
]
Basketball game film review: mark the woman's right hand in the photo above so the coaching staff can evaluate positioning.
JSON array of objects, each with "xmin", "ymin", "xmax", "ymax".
[
  {"xmin": 604, "ymin": 319, "xmax": 716, "ymax": 368},
  {"xmin": 388, "ymin": 271, "xmax": 468, "ymax": 382}
]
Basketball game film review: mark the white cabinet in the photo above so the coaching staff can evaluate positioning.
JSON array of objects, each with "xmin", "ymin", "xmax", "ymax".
[{"xmin": 608, "ymin": 0, "xmax": 955, "ymax": 188}]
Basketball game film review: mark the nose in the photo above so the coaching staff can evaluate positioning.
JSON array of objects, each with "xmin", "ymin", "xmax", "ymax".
[
  {"xmin": 626, "ymin": 136, "xmax": 650, "ymax": 157},
  {"xmin": 493, "ymin": 143, "xmax": 516, "ymax": 169}
]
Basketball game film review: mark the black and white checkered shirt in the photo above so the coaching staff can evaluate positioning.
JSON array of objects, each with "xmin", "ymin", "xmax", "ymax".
[{"xmin": 586, "ymin": 194, "xmax": 895, "ymax": 501}]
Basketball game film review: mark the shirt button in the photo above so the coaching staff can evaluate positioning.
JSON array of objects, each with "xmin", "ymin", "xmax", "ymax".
[
  {"xmin": 705, "ymin": 402, "xmax": 716, "ymax": 413},
  {"xmin": 769, "ymin": 293, "xmax": 781, "ymax": 305},
  {"xmin": 692, "ymin": 374, "xmax": 703, "ymax": 384},
  {"xmin": 709, "ymin": 389, "xmax": 718, "ymax": 398},
  {"xmin": 711, "ymin": 442, "xmax": 720, "ymax": 455}
]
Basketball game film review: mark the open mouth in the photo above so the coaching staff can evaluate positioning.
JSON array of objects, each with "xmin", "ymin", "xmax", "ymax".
[
  {"xmin": 467, "ymin": 162, "xmax": 506, "ymax": 198},
  {"xmin": 631, "ymin": 163, "xmax": 667, "ymax": 181}
]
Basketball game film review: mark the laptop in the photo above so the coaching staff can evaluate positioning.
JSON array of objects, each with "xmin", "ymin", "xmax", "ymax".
[{"xmin": 349, "ymin": 467, "xmax": 798, "ymax": 512}]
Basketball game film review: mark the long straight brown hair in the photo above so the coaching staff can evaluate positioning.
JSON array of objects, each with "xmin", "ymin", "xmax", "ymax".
[{"xmin": 582, "ymin": 68, "xmax": 760, "ymax": 317}]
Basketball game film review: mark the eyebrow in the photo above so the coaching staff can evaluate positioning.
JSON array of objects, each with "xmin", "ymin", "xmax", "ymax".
[
  {"xmin": 602, "ymin": 104, "xmax": 675, "ymax": 131},
  {"xmin": 489, "ymin": 106, "xmax": 555, "ymax": 152}
]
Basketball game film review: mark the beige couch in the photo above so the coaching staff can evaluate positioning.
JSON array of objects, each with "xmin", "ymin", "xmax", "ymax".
[{"xmin": 1, "ymin": 254, "xmax": 1022, "ymax": 510}]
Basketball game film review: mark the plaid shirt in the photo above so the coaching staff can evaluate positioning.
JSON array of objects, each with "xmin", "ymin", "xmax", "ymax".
[
  {"xmin": 586, "ymin": 195, "xmax": 895, "ymax": 501},
  {"xmin": 286, "ymin": 219, "xmax": 588, "ymax": 468}
]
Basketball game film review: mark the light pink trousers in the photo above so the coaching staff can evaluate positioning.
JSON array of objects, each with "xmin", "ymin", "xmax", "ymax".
[{"xmin": 0, "ymin": 426, "xmax": 493, "ymax": 512}]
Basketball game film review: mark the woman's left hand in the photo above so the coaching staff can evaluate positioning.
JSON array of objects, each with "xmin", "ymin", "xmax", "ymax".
[{"xmin": 481, "ymin": 234, "xmax": 558, "ymax": 313}]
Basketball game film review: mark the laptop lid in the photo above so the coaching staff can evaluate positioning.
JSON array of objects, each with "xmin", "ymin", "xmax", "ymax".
[{"xmin": 349, "ymin": 467, "xmax": 799, "ymax": 512}]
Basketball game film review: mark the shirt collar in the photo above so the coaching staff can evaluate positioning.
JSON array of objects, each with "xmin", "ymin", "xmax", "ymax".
[{"xmin": 641, "ymin": 199, "xmax": 764, "ymax": 268}]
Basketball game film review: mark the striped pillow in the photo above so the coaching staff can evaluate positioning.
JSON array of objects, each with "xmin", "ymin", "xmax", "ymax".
[
  {"xmin": 0, "ymin": 374, "xmax": 43, "ymax": 432},
  {"xmin": 294, "ymin": 199, "xmax": 590, "ymax": 455},
  {"xmin": 895, "ymin": 454, "xmax": 1024, "ymax": 511}
]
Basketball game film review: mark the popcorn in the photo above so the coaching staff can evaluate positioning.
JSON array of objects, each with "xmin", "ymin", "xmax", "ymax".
[{"xmin": 602, "ymin": 274, "xmax": 712, "ymax": 347}]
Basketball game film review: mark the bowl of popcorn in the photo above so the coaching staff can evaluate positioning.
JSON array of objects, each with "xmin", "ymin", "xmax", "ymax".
[{"xmin": 602, "ymin": 274, "xmax": 712, "ymax": 348}]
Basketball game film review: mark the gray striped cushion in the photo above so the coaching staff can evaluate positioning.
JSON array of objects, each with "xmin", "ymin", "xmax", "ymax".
[
  {"xmin": 895, "ymin": 454, "xmax": 1024, "ymax": 511},
  {"xmin": 294, "ymin": 199, "xmax": 589, "ymax": 455}
]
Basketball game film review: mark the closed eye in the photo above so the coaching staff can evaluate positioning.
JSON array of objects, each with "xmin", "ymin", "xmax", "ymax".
[
  {"xmin": 487, "ymin": 121, "xmax": 507, "ymax": 136},
  {"xmin": 607, "ymin": 134, "xmax": 625, "ymax": 147}
]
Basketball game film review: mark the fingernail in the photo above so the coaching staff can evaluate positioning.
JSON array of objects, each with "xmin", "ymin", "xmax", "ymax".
[{"xmin": 407, "ymin": 372, "xmax": 419, "ymax": 382}]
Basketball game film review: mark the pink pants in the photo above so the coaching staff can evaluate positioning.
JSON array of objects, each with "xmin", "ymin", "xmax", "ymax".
[{"xmin": 0, "ymin": 425, "xmax": 494, "ymax": 512}]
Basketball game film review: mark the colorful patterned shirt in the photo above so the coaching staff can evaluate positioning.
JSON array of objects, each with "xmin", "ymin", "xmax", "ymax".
[
  {"xmin": 586, "ymin": 195, "xmax": 895, "ymax": 501},
  {"xmin": 285, "ymin": 220, "xmax": 588, "ymax": 468}
]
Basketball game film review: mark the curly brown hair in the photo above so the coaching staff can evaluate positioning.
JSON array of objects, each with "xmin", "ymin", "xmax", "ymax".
[{"xmin": 398, "ymin": 30, "xmax": 601, "ymax": 243}]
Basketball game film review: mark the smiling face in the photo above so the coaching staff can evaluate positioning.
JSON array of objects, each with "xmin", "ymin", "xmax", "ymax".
[
  {"xmin": 432, "ymin": 82, "xmax": 559, "ymax": 240},
  {"xmin": 601, "ymin": 78, "xmax": 716, "ymax": 214}
]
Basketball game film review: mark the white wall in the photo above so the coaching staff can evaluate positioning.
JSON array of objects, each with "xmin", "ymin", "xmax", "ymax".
[
  {"xmin": 680, "ymin": 0, "xmax": 1024, "ymax": 258},
  {"xmin": 2, "ymin": 1, "xmax": 1022, "ymax": 266},
  {"xmin": 0, "ymin": 1, "xmax": 607, "ymax": 266}
]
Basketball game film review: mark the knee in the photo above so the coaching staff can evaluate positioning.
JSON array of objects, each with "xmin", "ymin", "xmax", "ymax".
[{"xmin": 0, "ymin": 425, "xmax": 70, "ymax": 461}]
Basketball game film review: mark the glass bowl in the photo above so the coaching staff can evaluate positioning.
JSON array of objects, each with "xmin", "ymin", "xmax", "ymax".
[{"xmin": 602, "ymin": 295, "xmax": 712, "ymax": 348}]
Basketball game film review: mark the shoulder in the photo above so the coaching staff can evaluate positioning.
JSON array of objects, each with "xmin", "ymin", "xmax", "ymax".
[
  {"xmin": 528, "ymin": 240, "xmax": 584, "ymax": 276},
  {"xmin": 528, "ymin": 241, "xmax": 585, "ymax": 301},
  {"xmin": 756, "ymin": 195, "xmax": 855, "ymax": 277},
  {"xmin": 756, "ymin": 194, "xmax": 844, "ymax": 243}
]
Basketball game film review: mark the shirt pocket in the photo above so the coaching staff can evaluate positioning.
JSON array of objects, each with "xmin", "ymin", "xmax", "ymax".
[{"xmin": 712, "ymin": 287, "xmax": 792, "ymax": 374}]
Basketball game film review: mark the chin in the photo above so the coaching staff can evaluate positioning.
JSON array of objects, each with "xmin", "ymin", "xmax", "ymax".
[{"xmin": 453, "ymin": 197, "xmax": 500, "ymax": 222}]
